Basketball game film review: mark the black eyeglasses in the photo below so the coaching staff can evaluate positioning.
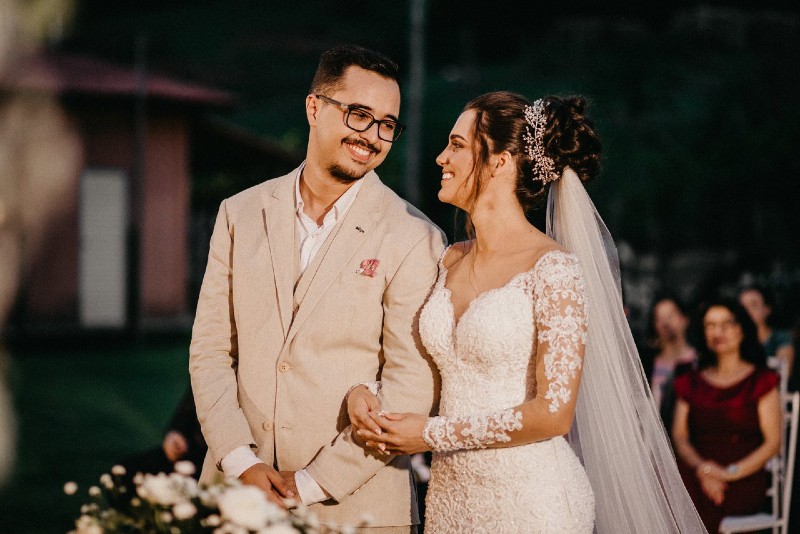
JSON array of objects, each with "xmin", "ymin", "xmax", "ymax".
[{"xmin": 315, "ymin": 94, "xmax": 405, "ymax": 142}]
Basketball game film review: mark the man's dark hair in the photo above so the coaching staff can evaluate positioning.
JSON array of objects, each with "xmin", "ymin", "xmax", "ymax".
[{"xmin": 309, "ymin": 44, "xmax": 400, "ymax": 95}]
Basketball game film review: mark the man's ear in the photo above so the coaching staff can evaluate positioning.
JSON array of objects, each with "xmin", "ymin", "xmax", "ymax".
[{"xmin": 305, "ymin": 94, "xmax": 318, "ymax": 126}]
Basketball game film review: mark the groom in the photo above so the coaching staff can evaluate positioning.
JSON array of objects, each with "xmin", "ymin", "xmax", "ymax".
[{"xmin": 189, "ymin": 44, "xmax": 444, "ymax": 532}]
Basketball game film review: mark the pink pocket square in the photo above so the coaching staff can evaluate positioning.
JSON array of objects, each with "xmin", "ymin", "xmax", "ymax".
[{"xmin": 356, "ymin": 258, "xmax": 380, "ymax": 277}]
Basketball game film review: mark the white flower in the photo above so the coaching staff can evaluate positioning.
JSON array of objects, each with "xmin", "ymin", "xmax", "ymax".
[
  {"xmin": 79, "ymin": 503, "xmax": 98, "ymax": 514},
  {"xmin": 172, "ymin": 500, "xmax": 197, "ymax": 520},
  {"xmin": 204, "ymin": 514, "xmax": 221, "ymax": 526},
  {"xmin": 74, "ymin": 515, "xmax": 102, "ymax": 534},
  {"xmin": 131, "ymin": 498, "xmax": 141, "ymax": 507},
  {"xmin": 100, "ymin": 473, "xmax": 113, "ymax": 489},
  {"xmin": 63, "ymin": 482, "xmax": 78, "ymax": 495},
  {"xmin": 133, "ymin": 472, "xmax": 144, "ymax": 485},
  {"xmin": 137, "ymin": 473, "xmax": 183, "ymax": 505},
  {"xmin": 169, "ymin": 472, "xmax": 199, "ymax": 498},
  {"xmin": 259, "ymin": 524, "xmax": 299, "ymax": 533},
  {"xmin": 217, "ymin": 485, "xmax": 286, "ymax": 531},
  {"xmin": 174, "ymin": 460, "xmax": 195, "ymax": 476},
  {"xmin": 111, "ymin": 465, "xmax": 126, "ymax": 476},
  {"xmin": 161, "ymin": 511, "xmax": 173, "ymax": 523},
  {"xmin": 88, "ymin": 486, "xmax": 100, "ymax": 497},
  {"xmin": 304, "ymin": 512, "xmax": 320, "ymax": 529}
]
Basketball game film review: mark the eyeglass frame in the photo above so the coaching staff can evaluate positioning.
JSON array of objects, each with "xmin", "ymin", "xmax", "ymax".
[{"xmin": 315, "ymin": 94, "xmax": 405, "ymax": 142}]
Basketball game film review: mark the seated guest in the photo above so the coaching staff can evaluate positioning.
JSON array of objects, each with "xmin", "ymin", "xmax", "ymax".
[
  {"xmin": 739, "ymin": 284, "xmax": 795, "ymax": 382},
  {"xmin": 647, "ymin": 295, "xmax": 697, "ymax": 423},
  {"xmin": 672, "ymin": 298, "xmax": 781, "ymax": 533},
  {"xmin": 120, "ymin": 385, "xmax": 206, "ymax": 488}
]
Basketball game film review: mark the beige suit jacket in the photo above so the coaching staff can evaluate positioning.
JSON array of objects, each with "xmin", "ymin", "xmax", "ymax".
[{"xmin": 189, "ymin": 166, "xmax": 445, "ymax": 527}]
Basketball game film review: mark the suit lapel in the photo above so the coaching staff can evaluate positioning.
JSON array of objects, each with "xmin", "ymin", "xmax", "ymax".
[
  {"xmin": 262, "ymin": 172, "xmax": 297, "ymax": 340},
  {"xmin": 287, "ymin": 172, "xmax": 384, "ymax": 344}
]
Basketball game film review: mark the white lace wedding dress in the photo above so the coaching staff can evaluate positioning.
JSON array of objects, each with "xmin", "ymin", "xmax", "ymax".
[{"xmin": 418, "ymin": 249, "xmax": 595, "ymax": 533}]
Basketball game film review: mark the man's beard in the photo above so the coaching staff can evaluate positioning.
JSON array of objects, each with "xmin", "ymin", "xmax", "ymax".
[
  {"xmin": 328, "ymin": 137, "xmax": 380, "ymax": 183},
  {"xmin": 328, "ymin": 163, "xmax": 365, "ymax": 184}
]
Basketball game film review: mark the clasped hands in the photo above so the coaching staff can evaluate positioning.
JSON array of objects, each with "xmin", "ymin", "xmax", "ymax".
[
  {"xmin": 695, "ymin": 461, "xmax": 730, "ymax": 506},
  {"xmin": 347, "ymin": 385, "xmax": 430, "ymax": 455},
  {"xmin": 239, "ymin": 463, "xmax": 298, "ymax": 509}
]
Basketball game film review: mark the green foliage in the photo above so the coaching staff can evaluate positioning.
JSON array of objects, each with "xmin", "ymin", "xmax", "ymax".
[{"xmin": 0, "ymin": 340, "xmax": 190, "ymax": 533}]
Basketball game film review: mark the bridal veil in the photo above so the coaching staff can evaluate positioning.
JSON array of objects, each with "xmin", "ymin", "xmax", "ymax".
[{"xmin": 548, "ymin": 168, "xmax": 707, "ymax": 533}]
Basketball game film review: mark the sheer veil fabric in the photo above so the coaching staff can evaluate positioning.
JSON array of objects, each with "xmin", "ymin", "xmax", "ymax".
[{"xmin": 548, "ymin": 168, "xmax": 707, "ymax": 533}]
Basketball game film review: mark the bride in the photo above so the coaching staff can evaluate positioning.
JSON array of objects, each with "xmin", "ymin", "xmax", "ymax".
[{"xmin": 347, "ymin": 92, "xmax": 707, "ymax": 533}]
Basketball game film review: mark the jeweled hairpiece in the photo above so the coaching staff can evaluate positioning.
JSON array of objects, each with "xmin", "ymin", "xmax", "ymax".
[{"xmin": 523, "ymin": 100, "xmax": 559, "ymax": 184}]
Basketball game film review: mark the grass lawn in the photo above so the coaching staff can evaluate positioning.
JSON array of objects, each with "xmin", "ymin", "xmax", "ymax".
[{"xmin": 0, "ymin": 336, "xmax": 191, "ymax": 533}]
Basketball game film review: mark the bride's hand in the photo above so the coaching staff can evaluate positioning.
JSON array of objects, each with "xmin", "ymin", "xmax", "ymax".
[
  {"xmin": 347, "ymin": 385, "xmax": 383, "ymax": 439},
  {"xmin": 357, "ymin": 412, "xmax": 430, "ymax": 455}
]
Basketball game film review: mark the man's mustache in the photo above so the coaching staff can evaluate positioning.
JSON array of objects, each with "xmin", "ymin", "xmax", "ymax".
[{"xmin": 344, "ymin": 137, "xmax": 380, "ymax": 155}]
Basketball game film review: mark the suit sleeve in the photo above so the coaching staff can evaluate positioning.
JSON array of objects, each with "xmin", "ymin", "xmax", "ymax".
[
  {"xmin": 305, "ymin": 227, "xmax": 445, "ymax": 501},
  {"xmin": 189, "ymin": 200, "xmax": 256, "ymax": 467}
]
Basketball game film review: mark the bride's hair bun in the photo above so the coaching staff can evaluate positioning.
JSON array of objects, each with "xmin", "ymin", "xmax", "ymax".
[
  {"xmin": 463, "ymin": 91, "xmax": 602, "ymax": 219},
  {"xmin": 542, "ymin": 95, "xmax": 602, "ymax": 186}
]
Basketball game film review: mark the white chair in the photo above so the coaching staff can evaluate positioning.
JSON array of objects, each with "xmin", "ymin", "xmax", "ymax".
[
  {"xmin": 767, "ymin": 356, "xmax": 789, "ymax": 402},
  {"xmin": 718, "ymin": 390, "xmax": 799, "ymax": 534}
]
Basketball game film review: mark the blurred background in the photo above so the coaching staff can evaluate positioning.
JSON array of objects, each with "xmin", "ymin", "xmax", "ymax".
[{"xmin": 0, "ymin": 0, "xmax": 798, "ymax": 531}]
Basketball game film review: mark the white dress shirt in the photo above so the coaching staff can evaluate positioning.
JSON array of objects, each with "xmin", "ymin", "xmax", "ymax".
[{"xmin": 220, "ymin": 163, "xmax": 363, "ymax": 505}]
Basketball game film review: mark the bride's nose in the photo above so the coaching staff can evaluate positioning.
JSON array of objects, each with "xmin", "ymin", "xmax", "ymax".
[{"xmin": 435, "ymin": 149, "xmax": 447, "ymax": 167}]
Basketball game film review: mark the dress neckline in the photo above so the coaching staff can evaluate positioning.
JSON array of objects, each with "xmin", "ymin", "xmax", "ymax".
[
  {"xmin": 696, "ymin": 366, "xmax": 757, "ymax": 391},
  {"xmin": 440, "ymin": 247, "xmax": 566, "ymax": 329}
]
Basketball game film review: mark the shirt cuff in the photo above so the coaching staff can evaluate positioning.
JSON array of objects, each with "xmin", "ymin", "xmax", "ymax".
[
  {"xmin": 220, "ymin": 445, "xmax": 262, "ymax": 478},
  {"xmin": 295, "ymin": 469, "xmax": 331, "ymax": 505}
]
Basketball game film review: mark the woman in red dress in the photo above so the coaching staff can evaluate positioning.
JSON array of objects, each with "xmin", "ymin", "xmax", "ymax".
[{"xmin": 672, "ymin": 298, "xmax": 781, "ymax": 533}]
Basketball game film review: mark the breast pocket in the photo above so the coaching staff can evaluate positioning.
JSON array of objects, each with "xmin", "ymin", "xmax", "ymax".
[{"xmin": 336, "ymin": 271, "xmax": 386, "ymax": 352}]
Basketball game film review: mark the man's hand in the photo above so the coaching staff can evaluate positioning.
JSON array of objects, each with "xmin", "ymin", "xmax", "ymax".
[
  {"xmin": 239, "ymin": 463, "xmax": 295, "ymax": 508},
  {"xmin": 279, "ymin": 471, "xmax": 299, "ymax": 506},
  {"xmin": 347, "ymin": 386, "xmax": 383, "ymax": 439},
  {"xmin": 162, "ymin": 431, "xmax": 188, "ymax": 462}
]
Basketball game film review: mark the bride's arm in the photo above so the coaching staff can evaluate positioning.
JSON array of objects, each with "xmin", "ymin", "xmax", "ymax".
[{"xmin": 363, "ymin": 256, "xmax": 587, "ymax": 454}]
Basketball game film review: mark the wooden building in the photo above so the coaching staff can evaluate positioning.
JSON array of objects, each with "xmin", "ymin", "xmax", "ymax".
[{"xmin": 0, "ymin": 53, "xmax": 298, "ymax": 335}]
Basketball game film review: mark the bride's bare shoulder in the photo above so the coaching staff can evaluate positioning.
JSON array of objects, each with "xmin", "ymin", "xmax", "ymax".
[{"xmin": 442, "ymin": 240, "xmax": 473, "ymax": 269}]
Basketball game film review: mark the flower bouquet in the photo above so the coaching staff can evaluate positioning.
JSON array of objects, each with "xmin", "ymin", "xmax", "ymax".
[{"xmin": 65, "ymin": 462, "xmax": 371, "ymax": 533}]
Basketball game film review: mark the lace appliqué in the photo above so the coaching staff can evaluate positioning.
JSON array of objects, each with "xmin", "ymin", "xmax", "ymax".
[
  {"xmin": 422, "ymin": 408, "xmax": 523, "ymax": 452},
  {"xmin": 531, "ymin": 253, "xmax": 588, "ymax": 413}
]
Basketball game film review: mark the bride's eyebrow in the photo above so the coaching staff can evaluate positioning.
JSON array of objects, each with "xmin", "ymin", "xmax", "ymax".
[{"xmin": 450, "ymin": 134, "xmax": 467, "ymax": 142}]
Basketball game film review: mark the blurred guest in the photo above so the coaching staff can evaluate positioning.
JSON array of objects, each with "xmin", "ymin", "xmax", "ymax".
[
  {"xmin": 120, "ymin": 385, "xmax": 206, "ymax": 488},
  {"xmin": 739, "ymin": 285, "xmax": 795, "ymax": 382},
  {"xmin": 672, "ymin": 298, "xmax": 780, "ymax": 533},
  {"xmin": 647, "ymin": 296, "xmax": 697, "ymax": 415}
]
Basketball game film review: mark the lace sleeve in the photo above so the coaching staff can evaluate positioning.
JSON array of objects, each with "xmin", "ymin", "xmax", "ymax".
[
  {"xmin": 533, "ymin": 252, "xmax": 588, "ymax": 413},
  {"xmin": 422, "ymin": 408, "xmax": 523, "ymax": 452}
]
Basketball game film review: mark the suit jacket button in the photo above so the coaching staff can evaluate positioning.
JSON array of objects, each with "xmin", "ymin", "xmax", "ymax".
[
  {"xmin": 278, "ymin": 362, "xmax": 291, "ymax": 373},
  {"xmin": 262, "ymin": 421, "xmax": 272, "ymax": 431}
]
